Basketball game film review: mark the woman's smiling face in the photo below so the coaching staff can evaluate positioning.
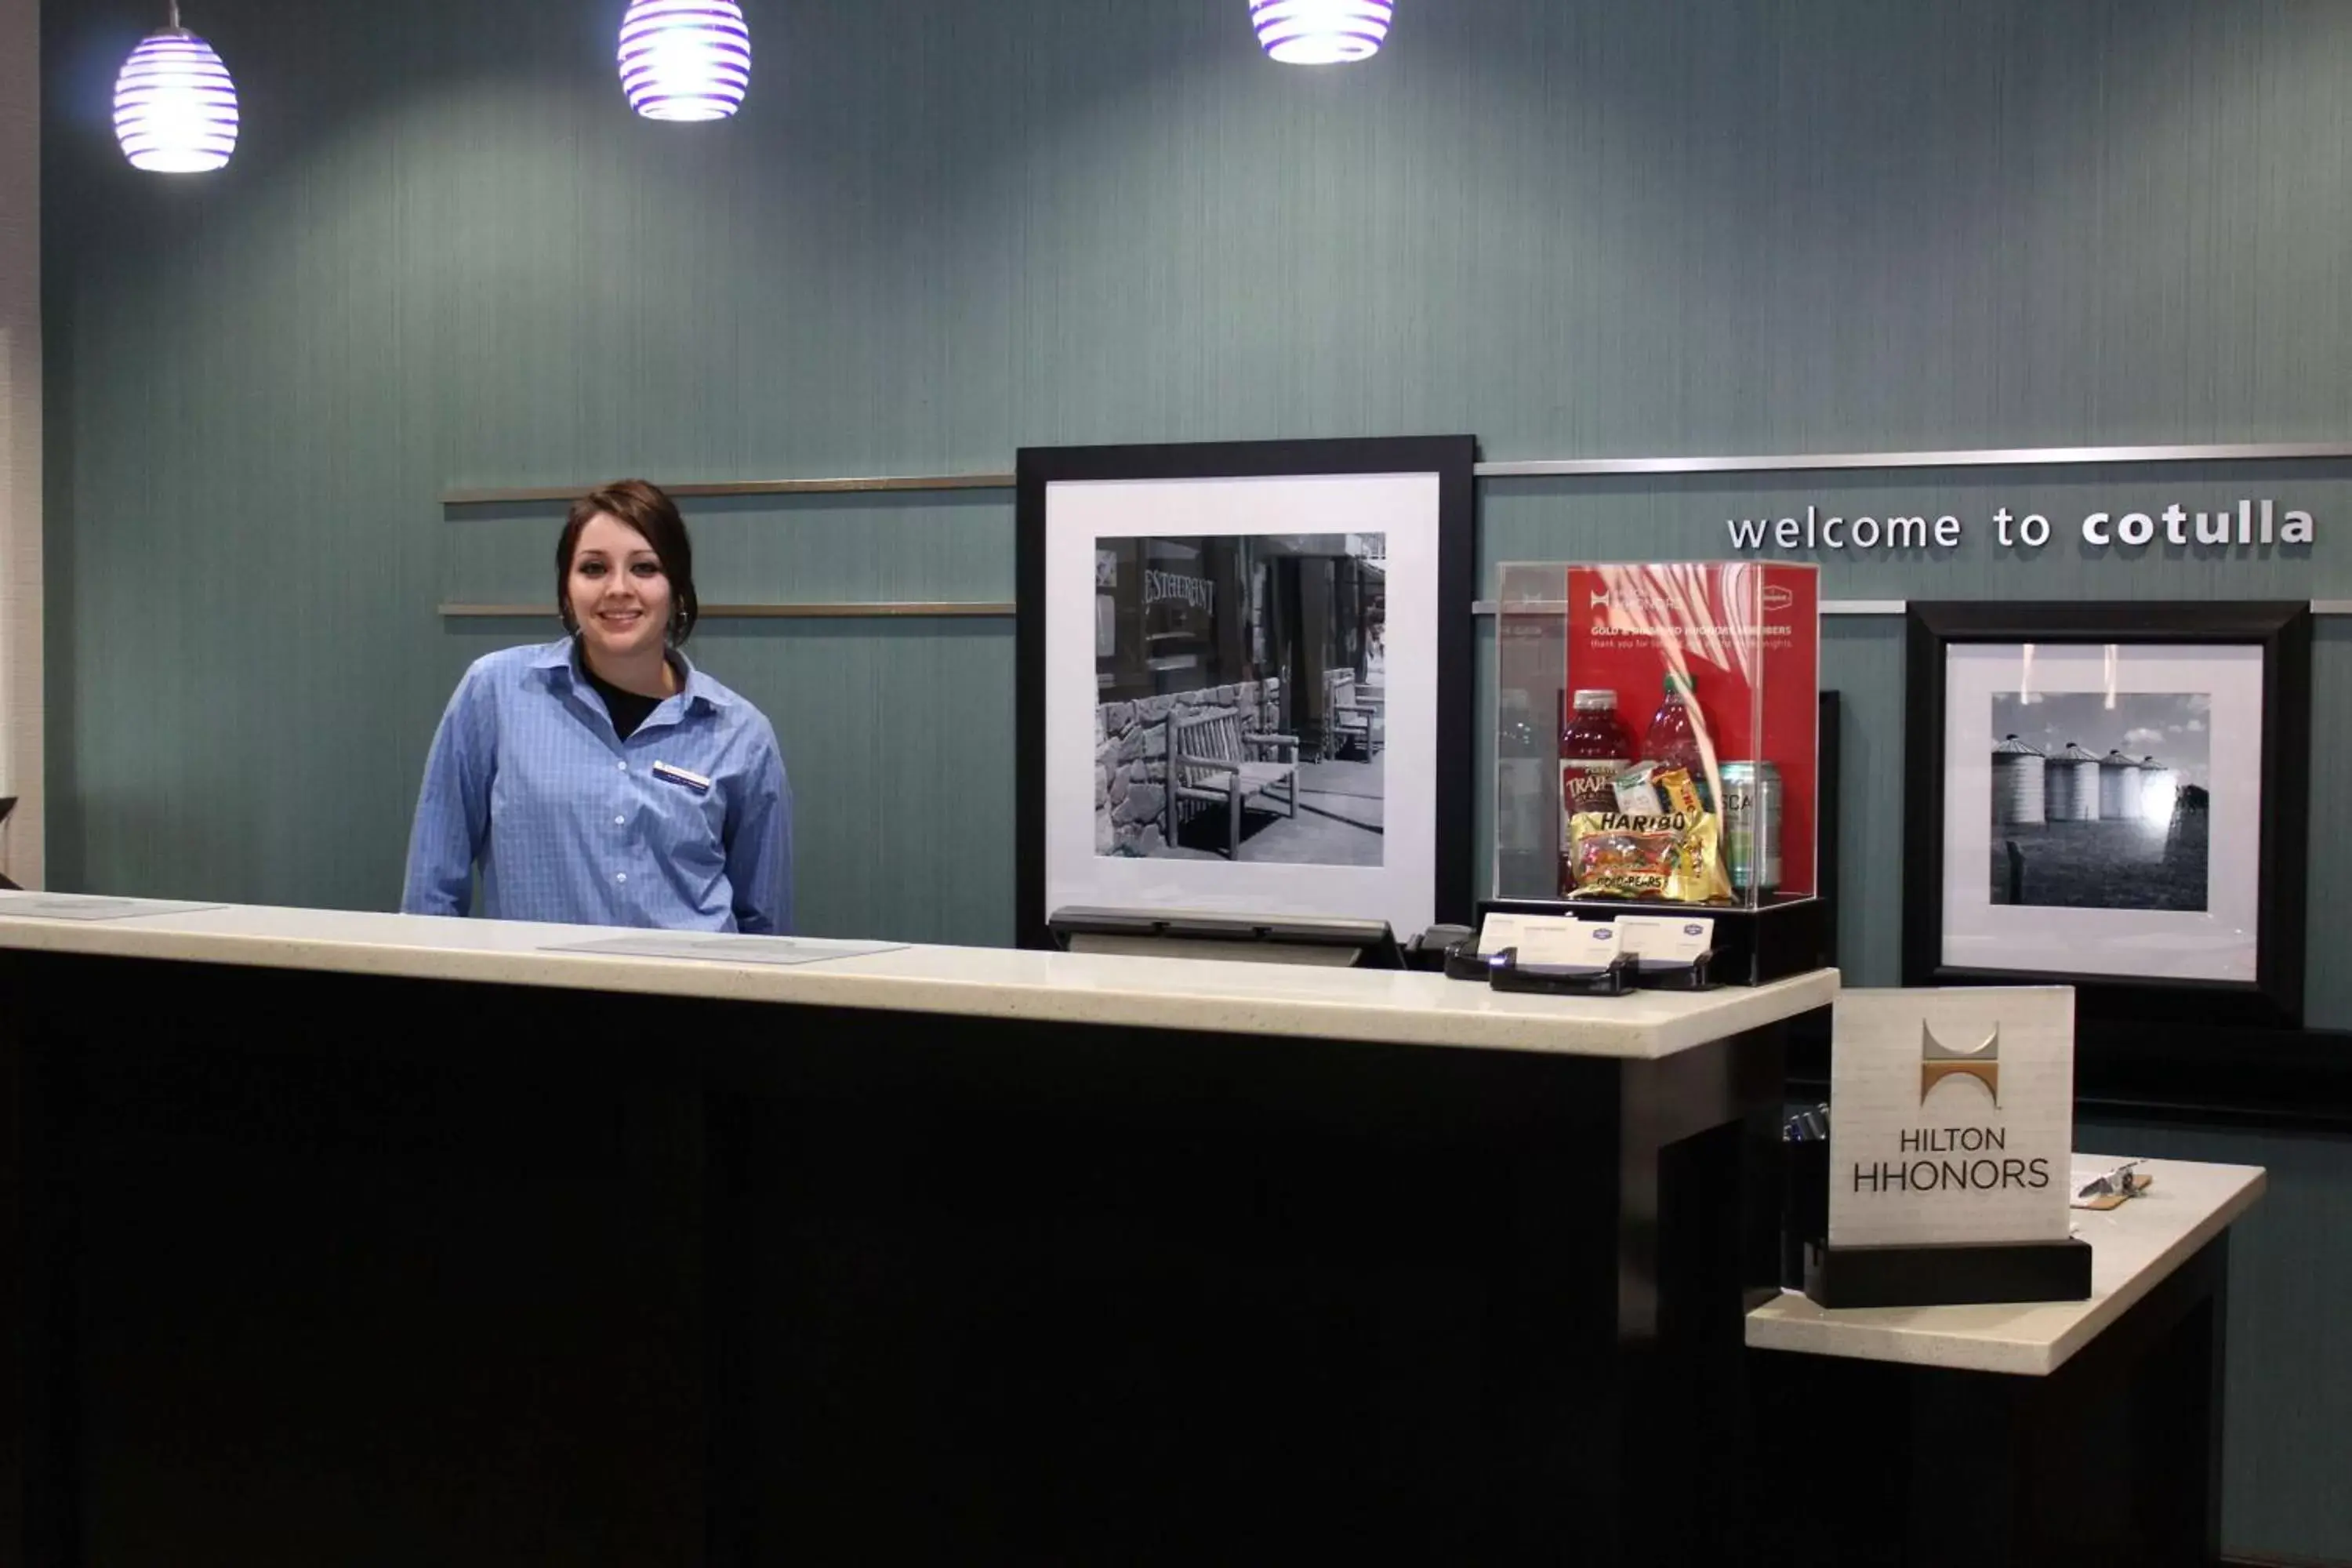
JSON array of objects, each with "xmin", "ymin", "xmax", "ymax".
[{"xmin": 567, "ymin": 510, "xmax": 673, "ymax": 662}]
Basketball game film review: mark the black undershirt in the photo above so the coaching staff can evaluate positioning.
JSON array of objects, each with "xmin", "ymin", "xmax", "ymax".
[{"xmin": 583, "ymin": 661, "xmax": 664, "ymax": 741}]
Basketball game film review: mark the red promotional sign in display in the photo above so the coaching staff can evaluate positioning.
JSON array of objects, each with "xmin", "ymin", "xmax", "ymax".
[{"xmin": 1564, "ymin": 563, "xmax": 1820, "ymax": 901}]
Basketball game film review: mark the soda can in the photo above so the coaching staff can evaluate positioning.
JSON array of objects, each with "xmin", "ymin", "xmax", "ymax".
[{"xmin": 1719, "ymin": 761, "xmax": 1782, "ymax": 896}]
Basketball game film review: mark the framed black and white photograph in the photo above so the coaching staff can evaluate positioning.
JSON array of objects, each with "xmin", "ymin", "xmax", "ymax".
[
  {"xmin": 1904, "ymin": 602, "xmax": 2310, "ymax": 1028},
  {"xmin": 1017, "ymin": 437, "xmax": 1475, "ymax": 949}
]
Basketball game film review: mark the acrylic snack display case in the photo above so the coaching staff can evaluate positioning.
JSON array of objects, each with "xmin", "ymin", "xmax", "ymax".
[{"xmin": 1490, "ymin": 561, "xmax": 1828, "ymax": 984}]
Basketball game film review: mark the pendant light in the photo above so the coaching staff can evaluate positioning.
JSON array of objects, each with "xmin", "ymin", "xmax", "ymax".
[
  {"xmin": 112, "ymin": 1, "xmax": 240, "ymax": 172},
  {"xmin": 1250, "ymin": 0, "xmax": 1393, "ymax": 64},
  {"xmin": 618, "ymin": 0, "xmax": 753, "ymax": 122}
]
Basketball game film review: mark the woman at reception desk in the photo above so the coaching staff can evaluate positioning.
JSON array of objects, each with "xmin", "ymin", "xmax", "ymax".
[
  {"xmin": 401, "ymin": 478, "xmax": 793, "ymax": 932},
  {"xmin": 0, "ymin": 492, "xmax": 1837, "ymax": 1564}
]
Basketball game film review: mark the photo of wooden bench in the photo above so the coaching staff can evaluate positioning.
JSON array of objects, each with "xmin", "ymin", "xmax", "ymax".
[
  {"xmin": 1324, "ymin": 670, "xmax": 1384, "ymax": 760},
  {"xmin": 1164, "ymin": 708, "xmax": 1300, "ymax": 860}
]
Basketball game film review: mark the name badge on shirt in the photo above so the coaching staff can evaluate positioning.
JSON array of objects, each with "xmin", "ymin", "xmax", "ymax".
[{"xmin": 652, "ymin": 760, "xmax": 713, "ymax": 793}]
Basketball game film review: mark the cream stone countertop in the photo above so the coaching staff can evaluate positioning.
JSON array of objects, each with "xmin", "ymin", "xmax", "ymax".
[
  {"xmin": 0, "ymin": 893, "xmax": 1836, "ymax": 1058},
  {"xmin": 1747, "ymin": 1157, "xmax": 2265, "ymax": 1376}
]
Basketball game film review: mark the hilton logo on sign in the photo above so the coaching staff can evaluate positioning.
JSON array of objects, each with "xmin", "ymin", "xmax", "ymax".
[
  {"xmin": 1921, "ymin": 1023, "xmax": 1998, "ymax": 1106},
  {"xmin": 1828, "ymin": 989, "xmax": 2073, "ymax": 1249}
]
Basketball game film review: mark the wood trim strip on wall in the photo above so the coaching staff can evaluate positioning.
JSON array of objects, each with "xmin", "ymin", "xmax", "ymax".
[
  {"xmin": 438, "ymin": 441, "xmax": 2352, "ymax": 623},
  {"xmin": 1478, "ymin": 440, "xmax": 2352, "ymax": 477},
  {"xmin": 444, "ymin": 474, "xmax": 1017, "ymax": 505},
  {"xmin": 441, "ymin": 599, "xmax": 2344, "ymax": 620},
  {"xmin": 437, "ymin": 439, "xmax": 2352, "ymax": 506},
  {"xmin": 437, "ymin": 602, "xmax": 1018, "ymax": 619}
]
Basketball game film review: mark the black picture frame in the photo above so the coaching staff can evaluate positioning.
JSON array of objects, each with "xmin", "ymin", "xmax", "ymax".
[
  {"xmin": 1902, "ymin": 601, "xmax": 2311, "ymax": 1030},
  {"xmin": 1016, "ymin": 436, "xmax": 1478, "ymax": 952},
  {"xmin": 1817, "ymin": 690, "xmax": 1842, "ymax": 975}
]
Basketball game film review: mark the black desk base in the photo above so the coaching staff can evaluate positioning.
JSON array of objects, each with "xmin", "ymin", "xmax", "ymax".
[
  {"xmin": 4, "ymin": 949, "xmax": 1792, "ymax": 1566},
  {"xmin": 1748, "ymin": 1236, "xmax": 2229, "ymax": 1567}
]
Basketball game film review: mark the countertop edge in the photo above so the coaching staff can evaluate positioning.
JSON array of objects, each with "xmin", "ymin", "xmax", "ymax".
[
  {"xmin": 2037, "ymin": 1164, "xmax": 2267, "ymax": 1375},
  {"xmin": 1744, "ymin": 1162, "xmax": 2267, "ymax": 1376},
  {"xmin": 0, "ymin": 906, "xmax": 1839, "ymax": 1059}
]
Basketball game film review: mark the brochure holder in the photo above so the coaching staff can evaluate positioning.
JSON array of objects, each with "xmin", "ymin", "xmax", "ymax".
[{"xmin": 1486, "ymin": 949, "xmax": 1637, "ymax": 998}]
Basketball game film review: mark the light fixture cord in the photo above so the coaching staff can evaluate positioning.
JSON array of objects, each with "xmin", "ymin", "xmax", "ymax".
[{"xmin": 167, "ymin": 0, "xmax": 181, "ymax": 28}]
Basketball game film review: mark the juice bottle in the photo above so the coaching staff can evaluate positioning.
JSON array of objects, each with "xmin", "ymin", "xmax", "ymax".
[
  {"xmin": 1645, "ymin": 673, "xmax": 1712, "ymax": 808},
  {"xmin": 1559, "ymin": 688, "xmax": 1634, "ymax": 819}
]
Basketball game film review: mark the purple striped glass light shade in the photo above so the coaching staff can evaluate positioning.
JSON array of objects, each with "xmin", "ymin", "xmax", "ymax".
[
  {"xmin": 1250, "ymin": 0, "xmax": 1393, "ymax": 64},
  {"xmin": 112, "ymin": 24, "xmax": 239, "ymax": 172},
  {"xmin": 619, "ymin": 0, "xmax": 753, "ymax": 122}
]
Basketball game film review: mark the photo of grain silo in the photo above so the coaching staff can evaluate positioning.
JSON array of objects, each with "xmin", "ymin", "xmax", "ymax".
[{"xmin": 1988, "ymin": 691, "xmax": 2211, "ymax": 911}]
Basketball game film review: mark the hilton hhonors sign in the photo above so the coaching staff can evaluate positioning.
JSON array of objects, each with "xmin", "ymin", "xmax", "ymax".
[{"xmin": 1827, "ymin": 988, "xmax": 2074, "ymax": 1249}]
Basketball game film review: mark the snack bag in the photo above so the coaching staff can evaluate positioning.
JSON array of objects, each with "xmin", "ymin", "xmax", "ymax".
[
  {"xmin": 1564, "ymin": 807, "xmax": 1733, "ymax": 904},
  {"xmin": 1612, "ymin": 764, "xmax": 1706, "ymax": 820}
]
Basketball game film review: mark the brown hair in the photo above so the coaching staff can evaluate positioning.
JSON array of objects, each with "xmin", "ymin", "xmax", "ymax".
[{"xmin": 555, "ymin": 479, "xmax": 700, "ymax": 646}]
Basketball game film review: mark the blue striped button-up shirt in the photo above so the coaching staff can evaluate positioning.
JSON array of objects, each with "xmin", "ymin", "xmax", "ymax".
[{"xmin": 401, "ymin": 640, "xmax": 793, "ymax": 933}]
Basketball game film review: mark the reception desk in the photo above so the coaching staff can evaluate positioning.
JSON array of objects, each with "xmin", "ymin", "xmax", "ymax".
[
  {"xmin": 1744, "ymin": 1159, "xmax": 2263, "ymax": 1567},
  {"xmin": 2, "ymin": 894, "xmax": 1835, "ymax": 1566}
]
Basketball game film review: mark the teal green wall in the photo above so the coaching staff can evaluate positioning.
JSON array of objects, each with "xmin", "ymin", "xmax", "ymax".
[{"xmin": 41, "ymin": 0, "xmax": 2352, "ymax": 1555}]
